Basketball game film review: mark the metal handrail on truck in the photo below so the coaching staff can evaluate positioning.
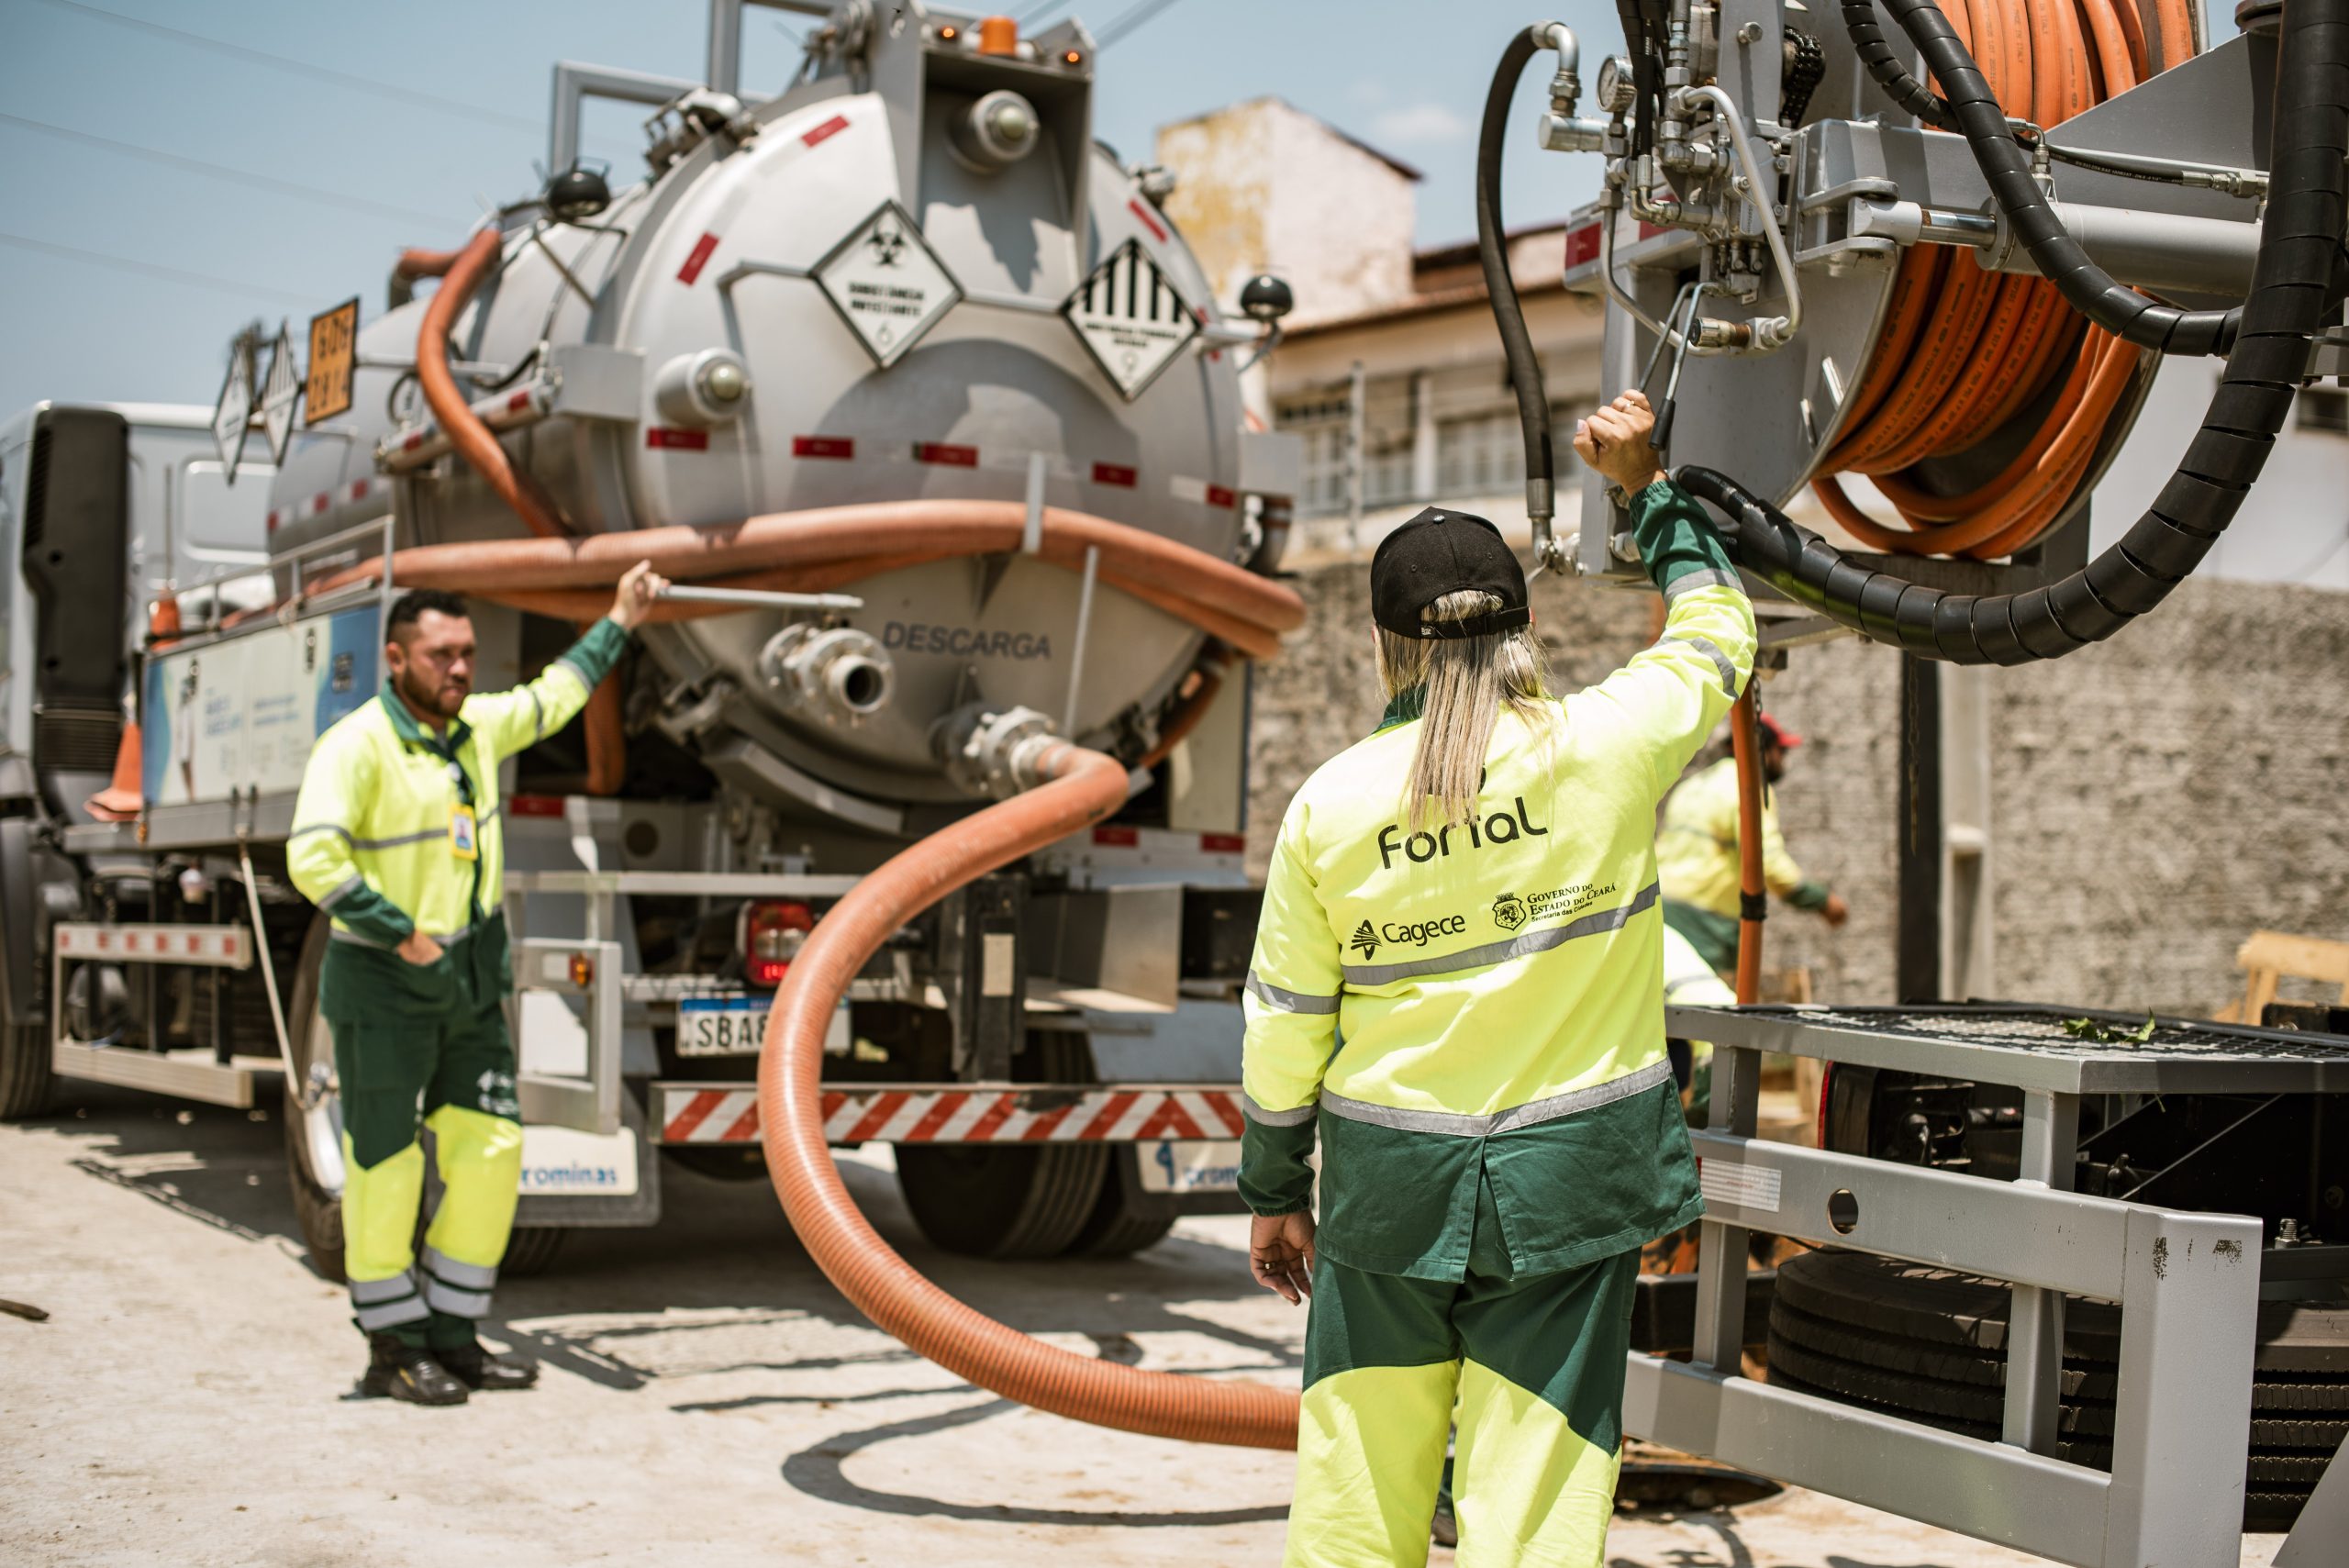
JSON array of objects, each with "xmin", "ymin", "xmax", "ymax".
[{"xmin": 1651, "ymin": 1004, "xmax": 2349, "ymax": 1568}]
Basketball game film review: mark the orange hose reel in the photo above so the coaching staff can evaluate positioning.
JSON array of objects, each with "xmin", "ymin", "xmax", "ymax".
[{"xmin": 1813, "ymin": 0, "xmax": 2200, "ymax": 559}]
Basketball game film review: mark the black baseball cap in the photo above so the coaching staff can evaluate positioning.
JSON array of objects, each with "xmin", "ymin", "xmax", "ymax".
[{"xmin": 1369, "ymin": 506, "xmax": 1531, "ymax": 639}]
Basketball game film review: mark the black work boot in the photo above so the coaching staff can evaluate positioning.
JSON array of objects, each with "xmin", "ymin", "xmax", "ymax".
[
  {"xmin": 361, "ymin": 1334, "xmax": 470, "ymax": 1406},
  {"xmin": 439, "ymin": 1340, "xmax": 539, "ymax": 1392}
]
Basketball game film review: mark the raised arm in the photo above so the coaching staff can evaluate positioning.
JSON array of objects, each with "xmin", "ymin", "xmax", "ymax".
[
  {"xmin": 1238, "ymin": 798, "xmax": 1342, "ymax": 1219},
  {"xmin": 1574, "ymin": 394, "xmax": 1759, "ymax": 798},
  {"xmin": 462, "ymin": 562, "xmax": 668, "ymax": 762}
]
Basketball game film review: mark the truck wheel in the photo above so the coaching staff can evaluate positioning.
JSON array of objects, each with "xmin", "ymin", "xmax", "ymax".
[
  {"xmin": 282, "ymin": 916, "xmax": 346, "ymax": 1283},
  {"xmin": 1064, "ymin": 1154, "xmax": 1178, "ymax": 1259},
  {"xmin": 1767, "ymin": 1249, "xmax": 2349, "ymax": 1530},
  {"xmin": 501, "ymin": 1226, "xmax": 566, "ymax": 1276},
  {"xmin": 896, "ymin": 1142, "xmax": 1109, "ymax": 1259},
  {"xmin": 0, "ymin": 1020, "xmax": 53, "ymax": 1121},
  {"xmin": 893, "ymin": 1031, "xmax": 1108, "ymax": 1260}
]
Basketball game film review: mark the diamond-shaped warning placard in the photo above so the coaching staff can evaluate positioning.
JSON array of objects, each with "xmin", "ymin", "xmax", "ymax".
[
  {"xmin": 1063, "ymin": 239, "xmax": 1200, "ymax": 402},
  {"xmin": 260, "ymin": 320, "xmax": 302, "ymax": 465},
  {"xmin": 212, "ymin": 333, "xmax": 257, "ymax": 482},
  {"xmin": 812, "ymin": 201, "xmax": 962, "ymax": 369}
]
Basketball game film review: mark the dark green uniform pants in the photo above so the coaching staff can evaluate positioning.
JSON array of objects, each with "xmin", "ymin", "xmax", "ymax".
[
  {"xmin": 1287, "ymin": 1182, "xmax": 1640, "ymax": 1568},
  {"xmin": 324, "ymin": 924, "xmax": 521, "ymax": 1348}
]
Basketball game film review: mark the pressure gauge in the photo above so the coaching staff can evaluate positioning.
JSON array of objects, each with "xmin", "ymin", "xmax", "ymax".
[{"xmin": 1597, "ymin": 54, "xmax": 1639, "ymax": 116}]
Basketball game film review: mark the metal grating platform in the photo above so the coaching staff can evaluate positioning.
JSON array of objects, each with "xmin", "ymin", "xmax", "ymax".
[{"xmin": 1665, "ymin": 1003, "xmax": 2349, "ymax": 1095}]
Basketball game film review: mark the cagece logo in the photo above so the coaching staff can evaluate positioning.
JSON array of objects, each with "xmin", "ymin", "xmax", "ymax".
[
  {"xmin": 1352, "ymin": 913, "xmax": 1468, "ymax": 961},
  {"xmin": 1376, "ymin": 796, "xmax": 1550, "ymax": 870}
]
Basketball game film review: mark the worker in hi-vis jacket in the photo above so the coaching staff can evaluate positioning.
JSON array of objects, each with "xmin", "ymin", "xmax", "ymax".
[
  {"xmin": 1658, "ymin": 712, "xmax": 1848, "ymax": 977},
  {"xmin": 1239, "ymin": 390, "xmax": 1754, "ymax": 1567},
  {"xmin": 288, "ymin": 562, "xmax": 666, "ymax": 1405}
]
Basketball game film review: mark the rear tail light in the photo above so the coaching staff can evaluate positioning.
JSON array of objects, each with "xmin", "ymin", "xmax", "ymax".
[
  {"xmin": 1816, "ymin": 1061, "xmax": 1837, "ymax": 1149},
  {"xmin": 743, "ymin": 899, "xmax": 814, "ymax": 987}
]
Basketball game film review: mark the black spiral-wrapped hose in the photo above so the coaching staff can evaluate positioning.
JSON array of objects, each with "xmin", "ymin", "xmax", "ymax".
[
  {"xmin": 1478, "ymin": 26, "xmax": 1558, "ymax": 550},
  {"xmin": 1852, "ymin": 0, "xmax": 2255, "ymax": 352},
  {"xmin": 1683, "ymin": 0, "xmax": 2347, "ymax": 665},
  {"xmin": 1839, "ymin": 0, "xmax": 1959, "ymax": 129}
]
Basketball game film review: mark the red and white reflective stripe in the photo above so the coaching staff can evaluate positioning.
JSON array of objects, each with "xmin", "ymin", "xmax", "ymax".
[
  {"xmin": 658, "ymin": 1085, "xmax": 1246, "ymax": 1145},
  {"xmin": 53, "ymin": 923, "xmax": 250, "ymax": 967}
]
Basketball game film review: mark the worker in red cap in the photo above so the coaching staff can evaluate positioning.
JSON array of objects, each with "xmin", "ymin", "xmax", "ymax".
[{"xmin": 1657, "ymin": 708, "xmax": 1848, "ymax": 981}]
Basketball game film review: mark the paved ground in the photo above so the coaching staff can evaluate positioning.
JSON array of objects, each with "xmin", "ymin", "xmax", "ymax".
[{"xmin": 0, "ymin": 1084, "xmax": 2292, "ymax": 1566}]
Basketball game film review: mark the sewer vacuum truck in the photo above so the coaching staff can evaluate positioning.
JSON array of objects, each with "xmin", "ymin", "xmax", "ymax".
[{"xmin": 0, "ymin": 0, "xmax": 1307, "ymax": 1275}]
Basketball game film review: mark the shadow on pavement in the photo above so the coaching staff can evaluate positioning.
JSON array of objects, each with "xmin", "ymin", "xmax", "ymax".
[
  {"xmin": 39, "ymin": 1082, "xmax": 1299, "ymax": 1396},
  {"xmin": 779, "ymin": 1396, "xmax": 1292, "ymax": 1529}
]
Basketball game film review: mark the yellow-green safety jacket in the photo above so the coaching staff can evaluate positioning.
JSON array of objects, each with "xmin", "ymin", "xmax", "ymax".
[
  {"xmin": 1657, "ymin": 753, "xmax": 1831, "ymax": 973},
  {"xmin": 1240, "ymin": 478, "xmax": 1757, "ymax": 1280},
  {"xmin": 287, "ymin": 619, "xmax": 628, "ymax": 959}
]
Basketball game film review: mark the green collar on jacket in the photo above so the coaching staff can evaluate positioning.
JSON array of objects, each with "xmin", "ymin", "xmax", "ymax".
[
  {"xmin": 1375, "ymin": 685, "xmax": 1426, "ymax": 733},
  {"xmin": 378, "ymin": 680, "xmax": 473, "ymax": 759}
]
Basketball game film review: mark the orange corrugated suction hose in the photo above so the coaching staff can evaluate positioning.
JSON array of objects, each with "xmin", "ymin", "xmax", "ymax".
[
  {"xmin": 1731, "ymin": 688, "xmax": 1766, "ymax": 1005},
  {"xmin": 1813, "ymin": 0, "xmax": 2199, "ymax": 557},
  {"xmin": 307, "ymin": 501, "xmax": 1308, "ymax": 658},
  {"xmin": 412, "ymin": 228, "xmax": 629, "ymax": 790},
  {"xmin": 417, "ymin": 228, "xmax": 569, "ymax": 543},
  {"xmin": 754, "ymin": 740, "xmax": 1302, "ymax": 1449}
]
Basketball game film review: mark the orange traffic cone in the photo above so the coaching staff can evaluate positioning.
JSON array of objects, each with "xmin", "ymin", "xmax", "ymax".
[{"xmin": 84, "ymin": 722, "xmax": 142, "ymax": 821}]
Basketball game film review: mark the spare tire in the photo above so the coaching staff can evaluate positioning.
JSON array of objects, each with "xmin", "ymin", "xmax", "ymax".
[{"xmin": 1766, "ymin": 1249, "xmax": 2349, "ymax": 1531}]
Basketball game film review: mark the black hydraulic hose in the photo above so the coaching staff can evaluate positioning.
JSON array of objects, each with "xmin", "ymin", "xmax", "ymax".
[
  {"xmin": 1682, "ymin": 0, "xmax": 2347, "ymax": 665},
  {"xmin": 1863, "ymin": 0, "xmax": 2252, "ymax": 353},
  {"xmin": 1478, "ymin": 25, "xmax": 1559, "ymax": 561},
  {"xmin": 1615, "ymin": 0, "xmax": 1661, "ymax": 154},
  {"xmin": 1839, "ymin": 0, "xmax": 1958, "ymax": 130}
]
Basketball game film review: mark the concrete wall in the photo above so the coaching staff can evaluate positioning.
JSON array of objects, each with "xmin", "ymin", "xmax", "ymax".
[
  {"xmin": 1245, "ymin": 567, "xmax": 2349, "ymax": 1017},
  {"xmin": 1156, "ymin": 98, "xmax": 1417, "ymax": 323}
]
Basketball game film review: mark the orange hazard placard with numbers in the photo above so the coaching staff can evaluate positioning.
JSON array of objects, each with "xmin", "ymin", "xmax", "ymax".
[{"xmin": 304, "ymin": 297, "xmax": 360, "ymax": 426}]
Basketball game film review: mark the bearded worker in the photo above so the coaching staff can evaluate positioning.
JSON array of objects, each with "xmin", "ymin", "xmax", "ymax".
[
  {"xmin": 1240, "ymin": 390, "xmax": 1753, "ymax": 1566},
  {"xmin": 288, "ymin": 562, "xmax": 667, "ymax": 1405}
]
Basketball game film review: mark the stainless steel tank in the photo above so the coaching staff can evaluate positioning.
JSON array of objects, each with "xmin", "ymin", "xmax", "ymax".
[{"xmin": 268, "ymin": 3, "xmax": 1271, "ymax": 826}]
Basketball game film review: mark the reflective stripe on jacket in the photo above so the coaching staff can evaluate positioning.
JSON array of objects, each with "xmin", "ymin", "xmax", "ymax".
[
  {"xmin": 1239, "ymin": 477, "xmax": 1755, "ymax": 1279},
  {"xmin": 286, "ymin": 619, "xmax": 627, "ymax": 947},
  {"xmin": 1656, "ymin": 754, "xmax": 1829, "ymax": 918}
]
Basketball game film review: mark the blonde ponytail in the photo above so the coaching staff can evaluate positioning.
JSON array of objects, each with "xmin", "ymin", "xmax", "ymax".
[{"xmin": 1375, "ymin": 589, "xmax": 1555, "ymax": 830}]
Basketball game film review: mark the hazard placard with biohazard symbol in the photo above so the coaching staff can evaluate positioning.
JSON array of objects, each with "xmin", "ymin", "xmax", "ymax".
[
  {"xmin": 811, "ymin": 200, "xmax": 963, "ymax": 370},
  {"xmin": 1063, "ymin": 239, "xmax": 1200, "ymax": 402}
]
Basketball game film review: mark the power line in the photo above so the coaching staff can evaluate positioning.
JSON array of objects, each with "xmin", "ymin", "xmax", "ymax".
[
  {"xmin": 1018, "ymin": 1, "xmax": 1078, "ymax": 26},
  {"xmin": 30, "ymin": 0, "xmax": 540, "ymax": 133},
  {"xmin": 0, "ymin": 231, "xmax": 322, "ymax": 309},
  {"xmin": 1094, "ymin": 0, "xmax": 1191, "ymax": 50},
  {"xmin": 0, "ymin": 112, "xmax": 452, "ymax": 228}
]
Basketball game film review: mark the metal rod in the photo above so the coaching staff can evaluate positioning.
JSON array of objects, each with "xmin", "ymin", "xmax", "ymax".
[
  {"xmin": 1063, "ymin": 545, "xmax": 1099, "ymax": 736},
  {"xmin": 2003, "ymin": 1089, "xmax": 2080, "ymax": 1454},
  {"xmin": 236, "ymin": 839, "xmax": 306, "ymax": 1107},
  {"xmin": 653, "ymin": 584, "xmax": 863, "ymax": 611}
]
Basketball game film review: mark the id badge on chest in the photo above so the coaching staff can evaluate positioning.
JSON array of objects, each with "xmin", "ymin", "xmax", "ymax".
[{"xmin": 450, "ymin": 805, "xmax": 479, "ymax": 861}]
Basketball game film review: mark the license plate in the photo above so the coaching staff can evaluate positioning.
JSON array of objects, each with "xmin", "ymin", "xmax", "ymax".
[
  {"xmin": 677, "ymin": 995, "xmax": 768, "ymax": 1057},
  {"xmin": 1138, "ymin": 1139, "xmax": 1242, "ymax": 1194}
]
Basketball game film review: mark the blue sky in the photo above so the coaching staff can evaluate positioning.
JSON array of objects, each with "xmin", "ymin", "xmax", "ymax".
[{"xmin": 0, "ymin": 0, "xmax": 1622, "ymax": 417}]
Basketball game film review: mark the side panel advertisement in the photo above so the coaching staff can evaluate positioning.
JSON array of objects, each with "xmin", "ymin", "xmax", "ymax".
[{"xmin": 142, "ymin": 606, "xmax": 379, "ymax": 806}]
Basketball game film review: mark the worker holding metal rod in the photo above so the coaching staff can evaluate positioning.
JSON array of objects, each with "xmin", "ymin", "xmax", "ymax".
[
  {"xmin": 286, "ymin": 561, "xmax": 667, "ymax": 1405},
  {"xmin": 1240, "ymin": 391, "xmax": 1756, "ymax": 1565}
]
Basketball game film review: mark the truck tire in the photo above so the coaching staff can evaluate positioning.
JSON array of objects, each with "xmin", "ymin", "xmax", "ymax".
[
  {"xmin": 1767, "ymin": 1250, "xmax": 2349, "ymax": 1530},
  {"xmin": 283, "ymin": 915, "xmax": 346, "ymax": 1282},
  {"xmin": 893, "ymin": 1032, "xmax": 1108, "ymax": 1260},
  {"xmin": 1064, "ymin": 1154, "xmax": 1178, "ymax": 1259},
  {"xmin": 501, "ymin": 1226, "xmax": 566, "ymax": 1276},
  {"xmin": 0, "ymin": 1020, "xmax": 53, "ymax": 1121}
]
